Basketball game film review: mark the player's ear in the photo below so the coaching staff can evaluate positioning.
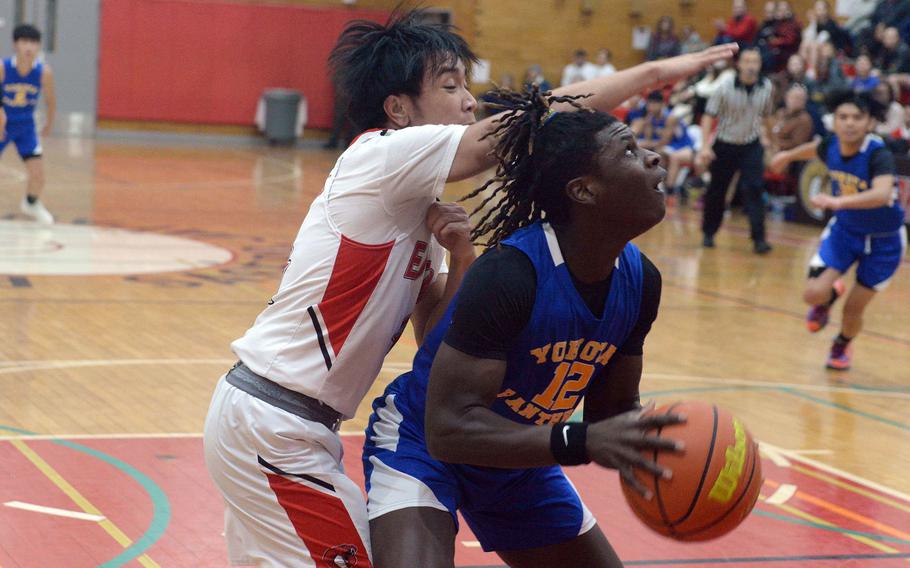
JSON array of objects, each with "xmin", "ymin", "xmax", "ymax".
[
  {"xmin": 565, "ymin": 176, "xmax": 596, "ymax": 206},
  {"xmin": 383, "ymin": 95, "xmax": 411, "ymax": 129}
]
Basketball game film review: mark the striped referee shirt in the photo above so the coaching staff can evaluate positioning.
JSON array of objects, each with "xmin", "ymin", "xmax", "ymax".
[{"xmin": 706, "ymin": 74, "xmax": 773, "ymax": 145}]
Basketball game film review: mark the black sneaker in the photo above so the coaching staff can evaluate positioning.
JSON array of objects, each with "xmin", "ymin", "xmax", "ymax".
[
  {"xmin": 703, "ymin": 235, "xmax": 715, "ymax": 248},
  {"xmin": 753, "ymin": 241, "xmax": 772, "ymax": 254}
]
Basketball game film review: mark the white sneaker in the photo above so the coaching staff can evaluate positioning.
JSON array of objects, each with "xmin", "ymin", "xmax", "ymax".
[{"xmin": 20, "ymin": 197, "xmax": 55, "ymax": 224}]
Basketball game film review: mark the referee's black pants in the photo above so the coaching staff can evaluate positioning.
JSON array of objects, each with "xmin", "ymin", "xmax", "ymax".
[{"xmin": 702, "ymin": 139, "xmax": 767, "ymax": 243}]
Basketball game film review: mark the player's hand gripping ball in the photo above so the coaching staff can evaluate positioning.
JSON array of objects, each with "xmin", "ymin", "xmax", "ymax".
[{"xmin": 621, "ymin": 400, "xmax": 763, "ymax": 541}]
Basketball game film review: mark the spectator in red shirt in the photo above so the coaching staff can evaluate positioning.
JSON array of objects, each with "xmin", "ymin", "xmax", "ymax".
[
  {"xmin": 714, "ymin": 0, "xmax": 758, "ymax": 48},
  {"xmin": 765, "ymin": 1, "xmax": 803, "ymax": 72}
]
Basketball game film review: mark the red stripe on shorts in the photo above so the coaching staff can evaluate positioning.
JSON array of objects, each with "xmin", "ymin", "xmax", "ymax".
[{"xmin": 266, "ymin": 473, "xmax": 372, "ymax": 568}]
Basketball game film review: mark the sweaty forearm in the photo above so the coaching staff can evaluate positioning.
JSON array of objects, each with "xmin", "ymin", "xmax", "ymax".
[{"xmin": 553, "ymin": 62, "xmax": 660, "ymax": 113}]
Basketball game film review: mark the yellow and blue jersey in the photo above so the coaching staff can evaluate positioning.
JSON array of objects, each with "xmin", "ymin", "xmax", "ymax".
[
  {"xmin": 823, "ymin": 133, "xmax": 904, "ymax": 235},
  {"xmin": 362, "ymin": 222, "xmax": 646, "ymax": 552},
  {"xmin": 2, "ymin": 56, "xmax": 43, "ymax": 124}
]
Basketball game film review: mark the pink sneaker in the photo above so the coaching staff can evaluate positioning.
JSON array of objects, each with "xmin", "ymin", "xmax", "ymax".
[
  {"xmin": 806, "ymin": 279, "xmax": 846, "ymax": 333},
  {"xmin": 826, "ymin": 341, "xmax": 852, "ymax": 371}
]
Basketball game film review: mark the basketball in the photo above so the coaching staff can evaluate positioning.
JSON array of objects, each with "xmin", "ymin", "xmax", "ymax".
[{"xmin": 621, "ymin": 401, "xmax": 763, "ymax": 541}]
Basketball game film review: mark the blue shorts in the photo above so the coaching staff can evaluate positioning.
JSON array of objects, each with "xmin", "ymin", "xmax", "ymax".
[
  {"xmin": 811, "ymin": 219, "xmax": 907, "ymax": 290},
  {"xmin": 1, "ymin": 120, "xmax": 42, "ymax": 159},
  {"xmin": 362, "ymin": 374, "xmax": 596, "ymax": 553}
]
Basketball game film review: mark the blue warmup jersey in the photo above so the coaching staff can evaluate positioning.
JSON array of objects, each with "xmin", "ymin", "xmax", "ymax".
[
  {"xmin": 363, "ymin": 222, "xmax": 644, "ymax": 552},
  {"xmin": 825, "ymin": 134, "xmax": 904, "ymax": 235},
  {"xmin": 639, "ymin": 109, "xmax": 693, "ymax": 151},
  {"xmin": 1, "ymin": 57, "xmax": 43, "ymax": 159}
]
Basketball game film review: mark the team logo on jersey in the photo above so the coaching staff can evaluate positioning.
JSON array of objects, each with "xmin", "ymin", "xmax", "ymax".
[
  {"xmin": 829, "ymin": 170, "xmax": 868, "ymax": 196},
  {"xmin": 322, "ymin": 544, "xmax": 360, "ymax": 567}
]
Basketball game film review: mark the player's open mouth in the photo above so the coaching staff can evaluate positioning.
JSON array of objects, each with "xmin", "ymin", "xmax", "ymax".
[{"xmin": 653, "ymin": 170, "xmax": 667, "ymax": 193}]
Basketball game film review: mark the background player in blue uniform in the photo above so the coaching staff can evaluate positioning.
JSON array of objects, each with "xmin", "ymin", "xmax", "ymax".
[
  {"xmin": 771, "ymin": 90, "xmax": 905, "ymax": 370},
  {"xmin": 0, "ymin": 24, "xmax": 56, "ymax": 224},
  {"xmin": 631, "ymin": 89, "xmax": 695, "ymax": 202},
  {"xmin": 362, "ymin": 88, "xmax": 685, "ymax": 568}
]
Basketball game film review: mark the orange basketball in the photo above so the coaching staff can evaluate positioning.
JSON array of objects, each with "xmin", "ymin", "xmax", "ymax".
[{"xmin": 620, "ymin": 400, "xmax": 763, "ymax": 541}]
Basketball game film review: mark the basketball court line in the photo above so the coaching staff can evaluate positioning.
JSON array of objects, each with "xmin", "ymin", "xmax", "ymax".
[
  {"xmin": 4, "ymin": 500, "xmax": 106, "ymax": 522},
  {"xmin": 0, "ymin": 425, "xmax": 171, "ymax": 568},
  {"xmin": 1, "ymin": 358, "xmax": 906, "ymax": 399},
  {"xmin": 761, "ymin": 442, "xmax": 910, "ymax": 504},
  {"xmin": 765, "ymin": 478, "xmax": 910, "ymax": 543},
  {"xmin": 7, "ymin": 438, "xmax": 160, "ymax": 568}
]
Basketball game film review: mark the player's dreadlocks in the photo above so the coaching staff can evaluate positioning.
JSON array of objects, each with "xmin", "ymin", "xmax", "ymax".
[{"xmin": 461, "ymin": 85, "xmax": 617, "ymax": 247}]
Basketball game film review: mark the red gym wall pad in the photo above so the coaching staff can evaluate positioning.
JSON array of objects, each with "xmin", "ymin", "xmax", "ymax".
[{"xmin": 97, "ymin": 0, "xmax": 390, "ymax": 128}]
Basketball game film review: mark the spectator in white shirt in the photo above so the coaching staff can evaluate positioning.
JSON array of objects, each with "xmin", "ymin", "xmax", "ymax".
[
  {"xmin": 561, "ymin": 48, "xmax": 597, "ymax": 86},
  {"xmin": 592, "ymin": 48, "xmax": 616, "ymax": 77}
]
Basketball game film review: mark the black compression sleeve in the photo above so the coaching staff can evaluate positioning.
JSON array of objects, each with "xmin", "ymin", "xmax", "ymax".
[
  {"xmin": 816, "ymin": 135, "xmax": 831, "ymax": 161},
  {"xmin": 869, "ymin": 146, "xmax": 896, "ymax": 178},
  {"xmin": 618, "ymin": 253, "xmax": 663, "ymax": 356},
  {"xmin": 443, "ymin": 246, "xmax": 537, "ymax": 360}
]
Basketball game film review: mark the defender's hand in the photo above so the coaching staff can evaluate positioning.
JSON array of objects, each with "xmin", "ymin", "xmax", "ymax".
[
  {"xmin": 653, "ymin": 44, "xmax": 739, "ymax": 86},
  {"xmin": 426, "ymin": 201, "xmax": 474, "ymax": 260}
]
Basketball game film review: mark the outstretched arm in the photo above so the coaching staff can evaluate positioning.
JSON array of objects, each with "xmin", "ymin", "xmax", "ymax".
[
  {"xmin": 813, "ymin": 174, "xmax": 896, "ymax": 210},
  {"xmin": 768, "ymin": 138, "xmax": 820, "ymax": 173},
  {"xmin": 447, "ymin": 44, "xmax": 739, "ymax": 182}
]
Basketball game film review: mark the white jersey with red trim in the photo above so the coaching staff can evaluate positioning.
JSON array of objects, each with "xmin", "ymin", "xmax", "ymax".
[{"xmin": 232, "ymin": 124, "xmax": 467, "ymax": 419}]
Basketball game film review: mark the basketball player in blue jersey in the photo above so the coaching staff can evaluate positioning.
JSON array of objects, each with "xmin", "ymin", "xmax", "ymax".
[
  {"xmin": 770, "ymin": 90, "xmax": 905, "ymax": 370},
  {"xmin": 631, "ymin": 90, "xmax": 695, "ymax": 202},
  {"xmin": 0, "ymin": 24, "xmax": 56, "ymax": 224},
  {"xmin": 361, "ymin": 88, "xmax": 685, "ymax": 568}
]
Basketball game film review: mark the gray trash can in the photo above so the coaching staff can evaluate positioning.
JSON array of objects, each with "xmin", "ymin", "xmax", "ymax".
[{"xmin": 263, "ymin": 89, "xmax": 301, "ymax": 145}]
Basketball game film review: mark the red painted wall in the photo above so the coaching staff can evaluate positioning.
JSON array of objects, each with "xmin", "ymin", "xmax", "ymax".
[{"xmin": 98, "ymin": 0, "xmax": 390, "ymax": 128}]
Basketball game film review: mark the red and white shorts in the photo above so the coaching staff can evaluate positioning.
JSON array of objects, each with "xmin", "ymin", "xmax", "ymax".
[{"xmin": 203, "ymin": 376, "xmax": 372, "ymax": 567}]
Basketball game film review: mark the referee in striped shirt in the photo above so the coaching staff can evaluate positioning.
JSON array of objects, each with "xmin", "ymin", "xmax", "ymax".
[{"xmin": 697, "ymin": 47, "xmax": 774, "ymax": 254}]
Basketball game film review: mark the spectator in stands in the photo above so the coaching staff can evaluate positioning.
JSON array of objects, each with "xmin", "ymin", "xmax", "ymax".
[
  {"xmin": 810, "ymin": 40, "xmax": 849, "ymax": 99},
  {"xmin": 874, "ymin": 27, "xmax": 910, "ymax": 74},
  {"xmin": 714, "ymin": 0, "xmax": 758, "ymax": 48},
  {"xmin": 870, "ymin": 0, "xmax": 910, "ymax": 32},
  {"xmin": 766, "ymin": 1, "xmax": 803, "ymax": 72},
  {"xmin": 647, "ymin": 16, "xmax": 682, "ymax": 61},
  {"xmin": 524, "ymin": 64, "xmax": 552, "ymax": 92},
  {"xmin": 875, "ymin": 26, "xmax": 910, "ymax": 99},
  {"xmin": 591, "ymin": 48, "xmax": 616, "ymax": 77},
  {"xmin": 768, "ymin": 83, "xmax": 815, "ymax": 191},
  {"xmin": 769, "ymin": 83, "xmax": 815, "ymax": 154},
  {"xmin": 801, "ymin": 0, "xmax": 854, "ymax": 73},
  {"xmin": 560, "ymin": 49, "xmax": 596, "ymax": 86},
  {"xmin": 871, "ymin": 81, "xmax": 907, "ymax": 137},
  {"xmin": 681, "ymin": 25, "xmax": 708, "ymax": 54},
  {"xmin": 851, "ymin": 54, "xmax": 880, "ymax": 92},
  {"xmin": 773, "ymin": 54, "xmax": 815, "ymax": 108}
]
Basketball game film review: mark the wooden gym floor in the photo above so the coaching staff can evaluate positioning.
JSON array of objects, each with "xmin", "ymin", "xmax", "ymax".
[{"xmin": 0, "ymin": 135, "xmax": 908, "ymax": 567}]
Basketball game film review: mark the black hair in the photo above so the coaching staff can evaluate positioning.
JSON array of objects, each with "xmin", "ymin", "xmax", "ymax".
[
  {"xmin": 328, "ymin": 9, "xmax": 478, "ymax": 132},
  {"xmin": 737, "ymin": 46, "xmax": 762, "ymax": 61},
  {"xmin": 13, "ymin": 24, "xmax": 41, "ymax": 42},
  {"xmin": 646, "ymin": 90, "xmax": 665, "ymax": 102},
  {"xmin": 826, "ymin": 88, "xmax": 887, "ymax": 122},
  {"xmin": 460, "ymin": 85, "xmax": 618, "ymax": 247}
]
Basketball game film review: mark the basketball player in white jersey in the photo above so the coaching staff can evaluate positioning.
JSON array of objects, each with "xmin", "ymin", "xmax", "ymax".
[{"xmin": 203, "ymin": 9, "xmax": 737, "ymax": 567}]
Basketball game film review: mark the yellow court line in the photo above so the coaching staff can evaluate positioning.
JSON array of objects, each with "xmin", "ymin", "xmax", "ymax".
[
  {"xmin": 10, "ymin": 439, "xmax": 160, "ymax": 568},
  {"xmin": 791, "ymin": 463, "xmax": 910, "ymax": 515},
  {"xmin": 765, "ymin": 479, "xmax": 910, "ymax": 542},
  {"xmin": 768, "ymin": 498, "xmax": 901, "ymax": 555}
]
